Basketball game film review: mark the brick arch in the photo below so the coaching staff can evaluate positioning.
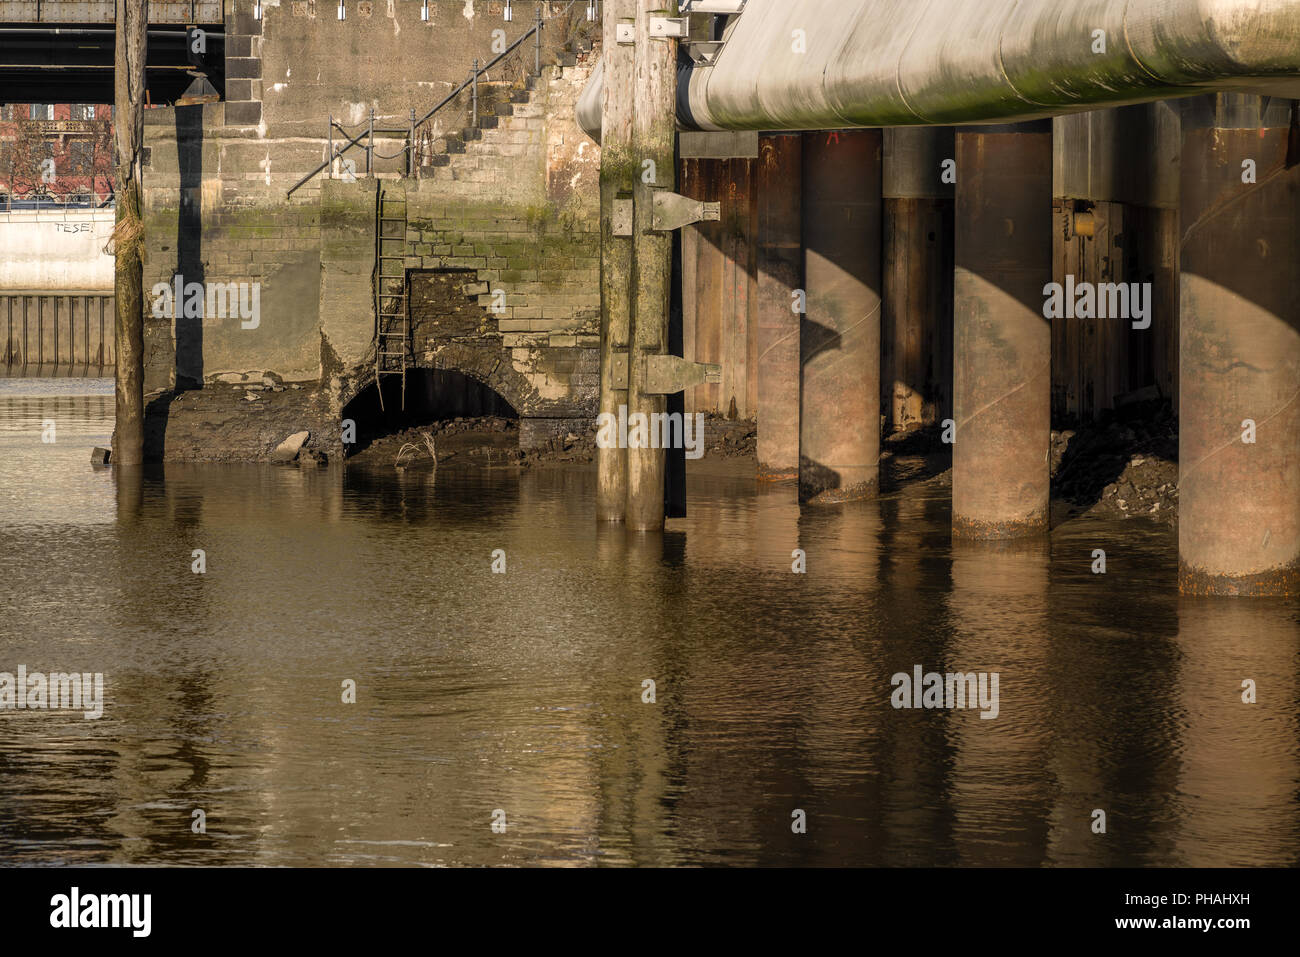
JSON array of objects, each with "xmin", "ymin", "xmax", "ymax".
[
  {"xmin": 338, "ymin": 342, "xmax": 539, "ymax": 418},
  {"xmin": 415, "ymin": 341, "xmax": 540, "ymax": 416}
]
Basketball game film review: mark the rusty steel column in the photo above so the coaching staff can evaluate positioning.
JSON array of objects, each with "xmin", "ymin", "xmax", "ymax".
[
  {"xmin": 1179, "ymin": 94, "xmax": 1300, "ymax": 596},
  {"xmin": 952, "ymin": 121, "xmax": 1052, "ymax": 539},
  {"xmin": 883, "ymin": 127, "xmax": 954, "ymax": 431},
  {"xmin": 799, "ymin": 130, "xmax": 883, "ymax": 504},
  {"xmin": 595, "ymin": 0, "xmax": 636, "ymax": 522},
  {"xmin": 756, "ymin": 133, "xmax": 802, "ymax": 479}
]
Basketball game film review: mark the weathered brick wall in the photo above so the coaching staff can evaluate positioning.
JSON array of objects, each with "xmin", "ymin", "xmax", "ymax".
[
  {"xmin": 141, "ymin": 104, "xmax": 324, "ymax": 392},
  {"xmin": 226, "ymin": 2, "xmax": 595, "ymax": 137},
  {"xmin": 140, "ymin": 38, "xmax": 602, "ymax": 452},
  {"xmin": 319, "ymin": 179, "xmax": 375, "ymax": 379},
  {"xmin": 403, "ymin": 55, "xmax": 602, "ymax": 437}
]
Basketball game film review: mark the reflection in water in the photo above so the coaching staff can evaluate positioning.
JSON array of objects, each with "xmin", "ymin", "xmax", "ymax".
[
  {"xmin": 948, "ymin": 538, "xmax": 1052, "ymax": 865},
  {"xmin": 0, "ymin": 380, "xmax": 1297, "ymax": 866},
  {"xmin": 1171, "ymin": 599, "xmax": 1300, "ymax": 866}
]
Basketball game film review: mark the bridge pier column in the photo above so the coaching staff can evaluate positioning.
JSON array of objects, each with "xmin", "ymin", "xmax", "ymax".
[
  {"xmin": 799, "ymin": 129, "xmax": 883, "ymax": 504},
  {"xmin": 756, "ymin": 133, "xmax": 802, "ymax": 479},
  {"xmin": 1179, "ymin": 94, "xmax": 1300, "ymax": 595},
  {"xmin": 883, "ymin": 127, "xmax": 954, "ymax": 432},
  {"xmin": 952, "ymin": 121, "xmax": 1052, "ymax": 539}
]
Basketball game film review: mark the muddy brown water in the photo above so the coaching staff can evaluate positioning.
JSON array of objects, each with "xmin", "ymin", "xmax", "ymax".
[{"xmin": 1, "ymin": 379, "xmax": 1298, "ymax": 866}]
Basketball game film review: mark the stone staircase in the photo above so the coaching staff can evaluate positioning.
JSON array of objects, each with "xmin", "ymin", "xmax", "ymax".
[{"xmin": 417, "ymin": 49, "xmax": 586, "ymax": 184}]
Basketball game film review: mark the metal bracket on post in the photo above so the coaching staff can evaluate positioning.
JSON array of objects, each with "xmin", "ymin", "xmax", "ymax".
[
  {"xmin": 641, "ymin": 355, "xmax": 722, "ymax": 394},
  {"xmin": 612, "ymin": 198, "xmax": 634, "ymax": 238},
  {"xmin": 649, "ymin": 16, "xmax": 689, "ymax": 38},
  {"xmin": 609, "ymin": 353, "xmax": 721, "ymax": 394},
  {"xmin": 650, "ymin": 190, "xmax": 721, "ymax": 232},
  {"xmin": 685, "ymin": 40, "xmax": 725, "ymax": 65},
  {"xmin": 616, "ymin": 21, "xmax": 636, "ymax": 44},
  {"xmin": 610, "ymin": 353, "xmax": 630, "ymax": 390}
]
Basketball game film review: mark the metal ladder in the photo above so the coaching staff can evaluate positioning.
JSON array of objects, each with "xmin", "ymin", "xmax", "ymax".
[{"xmin": 375, "ymin": 181, "xmax": 409, "ymax": 411}]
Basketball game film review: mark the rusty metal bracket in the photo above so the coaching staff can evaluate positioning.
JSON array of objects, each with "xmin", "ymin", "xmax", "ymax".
[{"xmin": 650, "ymin": 190, "xmax": 721, "ymax": 232}]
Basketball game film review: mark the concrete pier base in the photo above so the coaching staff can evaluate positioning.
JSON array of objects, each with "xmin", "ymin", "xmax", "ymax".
[
  {"xmin": 799, "ymin": 130, "xmax": 883, "ymax": 504},
  {"xmin": 952, "ymin": 122, "xmax": 1052, "ymax": 539},
  {"xmin": 1179, "ymin": 94, "xmax": 1300, "ymax": 596}
]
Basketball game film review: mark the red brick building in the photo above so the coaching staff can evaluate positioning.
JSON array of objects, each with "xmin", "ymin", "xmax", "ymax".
[{"xmin": 0, "ymin": 102, "xmax": 114, "ymax": 205}]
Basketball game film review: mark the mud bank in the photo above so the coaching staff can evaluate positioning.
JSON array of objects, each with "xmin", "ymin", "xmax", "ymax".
[
  {"xmin": 143, "ymin": 381, "xmax": 341, "ymax": 464},
  {"xmin": 345, "ymin": 413, "xmax": 758, "ymax": 470},
  {"xmin": 883, "ymin": 398, "xmax": 1179, "ymax": 526},
  {"xmin": 140, "ymin": 386, "xmax": 1179, "ymax": 528}
]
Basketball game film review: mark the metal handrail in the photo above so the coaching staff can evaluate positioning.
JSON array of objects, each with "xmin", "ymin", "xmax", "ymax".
[
  {"xmin": 287, "ymin": 0, "xmax": 585, "ymax": 196},
  {"xmin": 0, "ymin": 192, "xmax": 116, "ymax": 213}
]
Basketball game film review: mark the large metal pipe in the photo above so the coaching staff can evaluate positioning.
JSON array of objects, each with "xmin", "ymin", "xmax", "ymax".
[
  {"xmin": 579, "ymin": 0, "xmax": 1300, "ymax": 139},
  {"xmin": 799, "ymin": 130, "xmax": 882, "ymax": 504},
  {"xmin": 1179, "ymin": 93, "xmax": 1300, "ymax": 596},
  {"xmin": 952, "ymin": 121, "xmax": 1052, "ymax": 539}
]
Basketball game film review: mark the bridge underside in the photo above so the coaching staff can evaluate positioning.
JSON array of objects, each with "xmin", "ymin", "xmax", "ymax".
[
  {"xmin": 0, "ymin": 24, "xmax": 223, "ymax": 103},
  {"xmin": 582, "ymin": 1, "xmax": 1300, "ymax": 596}
]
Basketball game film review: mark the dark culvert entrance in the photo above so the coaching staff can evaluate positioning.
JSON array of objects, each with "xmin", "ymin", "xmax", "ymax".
[{"xmin": 341, "ymin": 368, "xmax": 519, "ymax": 465}]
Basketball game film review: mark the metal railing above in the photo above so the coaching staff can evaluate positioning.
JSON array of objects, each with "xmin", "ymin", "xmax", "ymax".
[
  {"xmin": 287, "ymin": 0, "xmax": 587, "ymax": 197},
  {"xmin": 0, "ymin": 192, "xmax": 115, "ymax": 213}
]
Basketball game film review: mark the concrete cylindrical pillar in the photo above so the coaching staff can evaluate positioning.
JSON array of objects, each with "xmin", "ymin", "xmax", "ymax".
[
  {"xmin": 799, "ymin": 130, "xmax": 882, "ymax": 504},
  {"xmin": 952, "ymin": 121, "xmax": 1053, "ymax": 539},
  {"xmin": 883, "ymin": 127, "xmax": 954, "ymax": 432},
  {"xmin": 1179, "ymin": 94, "xmax": 1300, "ymax": 595},
  {"xmin": 756, "ymin": 133, "xmax": 802, "ymax": 479}
]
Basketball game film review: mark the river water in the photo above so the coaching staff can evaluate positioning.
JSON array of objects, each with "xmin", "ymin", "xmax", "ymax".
[{"xmin": 1, "ymin": 378, "xmax": 1297, "ymax": 866}]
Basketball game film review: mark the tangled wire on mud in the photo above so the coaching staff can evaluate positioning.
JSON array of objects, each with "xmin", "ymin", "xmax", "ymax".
[{"xmin": 395, "ymin": 432, "xmax": 438, "ymax": 469}]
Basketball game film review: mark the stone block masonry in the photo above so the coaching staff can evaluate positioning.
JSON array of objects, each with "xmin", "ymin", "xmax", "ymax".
[
  {"xmin": 397, "ymin": 56, "xmax": 603, "ymax": 430},
  {"xmin": 137, "ymin": 9, "xmax": 602, "ymax": 460}
]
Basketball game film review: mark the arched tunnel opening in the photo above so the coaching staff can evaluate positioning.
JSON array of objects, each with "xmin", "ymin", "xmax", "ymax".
[{"xmin": 341, "ymin": 368, "xmax": 520, "ymax": 462}]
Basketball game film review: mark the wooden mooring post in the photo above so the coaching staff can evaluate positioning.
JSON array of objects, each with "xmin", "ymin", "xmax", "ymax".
[
  {"xmin": 597, "ymin": 1, "xmax": 720, "ymax": 529},
  {"xmin": 111, "ymin": 0, "xmax": 148, "ymax": 465}
]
